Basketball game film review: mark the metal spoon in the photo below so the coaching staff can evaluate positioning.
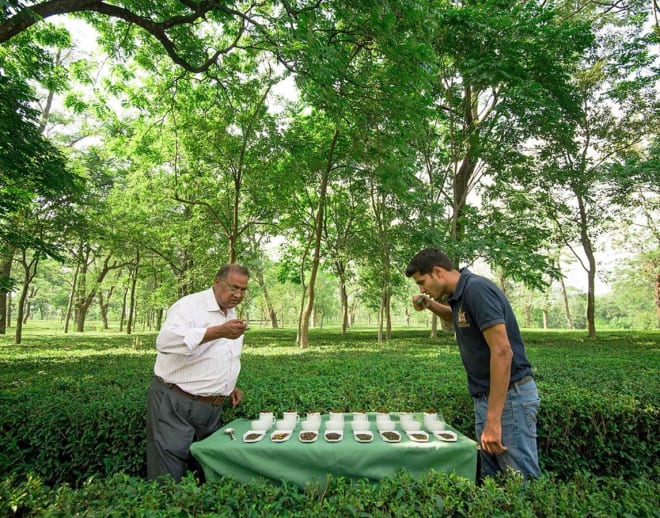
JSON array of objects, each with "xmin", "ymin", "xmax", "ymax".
[{"xmin": 224, "ymin": 428, "xmax": 236, "ymax": 440}]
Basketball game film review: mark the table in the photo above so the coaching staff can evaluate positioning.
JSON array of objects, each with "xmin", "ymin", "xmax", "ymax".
[{"xmin": 190, "ymin": 413, "xmax": 477, "ymax": 487}]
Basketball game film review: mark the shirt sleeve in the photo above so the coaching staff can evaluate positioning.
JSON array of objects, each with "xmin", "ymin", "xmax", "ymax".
[
  {"xmin": 156, "ymin": 302, "xmax": 206, "ymax": 354},
  {"xmin": 465, "ymin": 278, "xmax": 506, "ymax": 331}
]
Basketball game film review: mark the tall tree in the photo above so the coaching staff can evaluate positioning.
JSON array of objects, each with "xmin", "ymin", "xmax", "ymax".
[
  {"xmin": 11, "ymin": 202, "xmax": 68, "ymax": 343},
  {"xmin": 0, "ymin": 27, "xmax": 82, "ymax": 333},
  {"xmin": 299, "ymin": 126, "xmax": 339, "ymax": 348},
  {"xmin": 168, "ymin": 65, "xmax": 284, "ymax": 263},
  {"xmin": 279, "ymin": 109, "xmax": 343, "ymax": 347},
  {"xmin": 322, "ymin": 180, "xmax": 365, "ymax": 335},
  {"xmin": 419, "ymin": 0, "xmax": 591, "ymax": 270},
  {"xmin": 529, "ymin": 2, "xmax": 658, "ymax": 336},
  {"xmin": 609, "ymin": 138, "xmax": 660, "ymax": 327},
  {"xmin": 283, "ymin": 0, "xmax": 435, "ymax": 345}
]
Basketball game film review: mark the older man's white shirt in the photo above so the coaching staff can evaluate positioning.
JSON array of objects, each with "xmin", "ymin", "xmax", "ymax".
[{"xmin": 154, "ymin": 287, "xmax": 242, "ymax": 396}]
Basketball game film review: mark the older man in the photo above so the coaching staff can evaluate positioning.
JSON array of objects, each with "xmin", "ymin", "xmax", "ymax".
[{"xmin": 146, "ymin": 264, "xmax": 249, "ymax": 480}]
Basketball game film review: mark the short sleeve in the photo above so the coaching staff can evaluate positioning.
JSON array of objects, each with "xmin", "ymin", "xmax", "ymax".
[{"xmin": 464, "ymin": 278, "xmax": 506, "ymax": 331}]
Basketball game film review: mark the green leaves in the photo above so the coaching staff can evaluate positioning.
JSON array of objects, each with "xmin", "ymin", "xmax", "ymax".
[
  {"xmin": 1, "ymin": 1, "xmax": 657, "ymax": 344},
  {"xmin": 2, "ymin": 328, "xmax": 659, "ymax": 486},
  {"xmin": 0, "ymin": 74, "xmax": 83, "ymax": 267},
  {"xmin": 0, "ymin": 328, "xmax": 659, "ymax": 516}
]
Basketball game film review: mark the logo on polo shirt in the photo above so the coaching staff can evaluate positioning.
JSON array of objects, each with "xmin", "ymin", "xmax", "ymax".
[{"xmin": 457, "ymin": 309, "xmax": 470, "ymax": 328}]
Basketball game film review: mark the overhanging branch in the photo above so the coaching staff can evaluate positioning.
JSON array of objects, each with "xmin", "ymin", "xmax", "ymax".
[{"xmin": 0, "ymin": 0, "xmax": 256, "ymax": 73}]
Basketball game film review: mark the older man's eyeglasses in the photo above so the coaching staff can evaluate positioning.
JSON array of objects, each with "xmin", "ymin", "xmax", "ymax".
[{"xmin": 220, "ymin": 281, "xmax": 248, "ymax": 296}]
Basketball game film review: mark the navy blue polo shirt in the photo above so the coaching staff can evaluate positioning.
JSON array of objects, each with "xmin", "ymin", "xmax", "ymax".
[{"xmin": 448, "ymin": 268, "xmax": 532, "ymax": 397}]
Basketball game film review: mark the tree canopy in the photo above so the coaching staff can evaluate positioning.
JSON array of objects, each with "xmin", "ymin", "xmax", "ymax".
[{"xmin": 1, "ymin": 0, "xmax": 658, "ymax": 342}]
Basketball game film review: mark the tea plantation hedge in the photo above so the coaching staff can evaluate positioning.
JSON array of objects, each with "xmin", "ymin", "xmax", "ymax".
[
  {"xmin": 1, "ymin": 328, "xmax": 658, "ymax": 516},
  {"xmin": 3, "ymin": 470, "xmax": 658, "ymax": 517}
]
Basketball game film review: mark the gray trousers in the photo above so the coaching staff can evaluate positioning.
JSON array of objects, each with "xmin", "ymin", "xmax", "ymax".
[{"xmin": 146, "ymin": 376, "xmax": 225, "ymax": 481}]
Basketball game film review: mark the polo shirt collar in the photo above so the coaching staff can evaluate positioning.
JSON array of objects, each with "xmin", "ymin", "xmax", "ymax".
[{"xmin": 449, "ymin": 267, "xmax": 471, "ymax": 303}]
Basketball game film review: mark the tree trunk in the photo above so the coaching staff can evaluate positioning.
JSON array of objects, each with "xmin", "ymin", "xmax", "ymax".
[
  {"xmin": 341, "ymin": 289, "xmax": 349, "ymax": 332},
  {"xmin": 156, "ymin": 307, "xmax": 163, "ymax": 329},
  {"xmin": 377, "ymin": 291, "xmax": 384, "ymax": 344},
  {"xmin": 127, "ymin": 260, "xmax": 138, "ymax": 335},
  {"xmin": 385, "ymin": 290, "xmax": 392, "ymax": 341},
  {"xmin": 543, "ymin": 309, "xmax": 549, "ymax": 329},
  {"xmin": 15, "ymin": 251, "xmax": 39, "ymax": 345},
  {"xmin": 349, "ymin": 300, "xmax": 357, "ymax": 327},
  {"xmin": 75, "ymin": 300, "xmax": 90, "ymax": 332},
  {"xmin": 586, "ymin": 265, "xmax": 596, "ymax": 337},
  {"xmin": 99, "ymin": 290, "xmax": 108, "ymax": 330},
  {"xmin": 74, "ymin": 254, "xmax": 121, "ymax": 333},
  {"xmin": 255, "ymin": 268, "xmax": 278, "ymax": 329},
  {"xmin": 296, "ymin": 284, "xmax": 306, "ymax": 343},
  {"xmin": 15, "ymin": 282, "xmax": 29, "ymax": 345},
  {"xmin": 22, "ymin": 286, "xmax": 36, "ymax": 324},
  {"xmin": 450, "ymin": 85, "xmax": 479, "ymax": 246},
  {"xmin": 336, "ymin": 263, "xmax": 349, "ymax": 335},
  {"xmin": 229, "ymin": 182, "xmax": 238, "ymax": 262},
  {"xmin": 0, "ymin": 249, "xmax": 15, "ymax": 334},
  {"xmin": 64, "ymin": 262, "xmax": 79, "ymax": 334},
  {"xmin": 655, "ymin": 270, "xmax": 660, "ymax": 328},
  {"xmin": 74, "ymin": 259, "xmax": 89, "ymax": 333},
  {"xmin": 498, "ymin": 272, "xmax": 508, "ymax": 297},
  {"xmin": 120, "ymin": 285, "xmax": 128, "ymax": 332},
  {"xmin": 300, "ymin": 128, "xmax": 339, "ymax": 349},
  {"xmin": 295, "ymin": 246, "xmax": 309, "ymax": 344},
  {"xmin": 577, "ymin": 195, "xmax": 597, "ymax": 337},
  {"xmin": 558, "ymin": 263, "xmax": 574, "ymax": 329},
  {"xmin": 6, "ymin": 292, "xmax": 11, "ymax": 330}
]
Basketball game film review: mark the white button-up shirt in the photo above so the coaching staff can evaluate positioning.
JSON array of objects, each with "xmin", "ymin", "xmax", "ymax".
[{"xmin": 154, "ymin": 287, "xmax": 242, "ymax": 396}]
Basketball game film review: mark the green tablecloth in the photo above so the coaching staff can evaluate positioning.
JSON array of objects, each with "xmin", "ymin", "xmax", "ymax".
[{"xmin": 190, "ymin": 413, "xmax": 477, "ymax": 487}]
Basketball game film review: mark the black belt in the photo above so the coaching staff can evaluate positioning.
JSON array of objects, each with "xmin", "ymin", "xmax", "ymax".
[
  {"xmin": 473, "ymin": 374, "xmax": 534, "ymax": 399},
  {"xmin": 155, "ymin": 376, "xmax": 227, "ymax": 406},
  {"xmin": 510, "ymin": 374, "xmax": 533, "ymax": 390}
]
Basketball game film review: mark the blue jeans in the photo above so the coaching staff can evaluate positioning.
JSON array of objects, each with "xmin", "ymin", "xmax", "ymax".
[{"xmin": 473, "ymin": 378, "xmax": 540, "ymax": 479}]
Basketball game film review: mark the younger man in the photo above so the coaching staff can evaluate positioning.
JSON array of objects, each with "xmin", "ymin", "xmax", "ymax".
[{"xmin": 406, "ymin": 248, "xmax": 540, "ymax": 479}]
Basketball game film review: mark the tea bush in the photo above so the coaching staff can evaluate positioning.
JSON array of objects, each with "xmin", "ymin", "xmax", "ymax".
[
  {"xmin": 1, "ymin": 328, "xmax": 658, "ymax": 513},
  {"xmin": 1, "ymin": 470, "xmax": 658, "ymax": 517}
]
